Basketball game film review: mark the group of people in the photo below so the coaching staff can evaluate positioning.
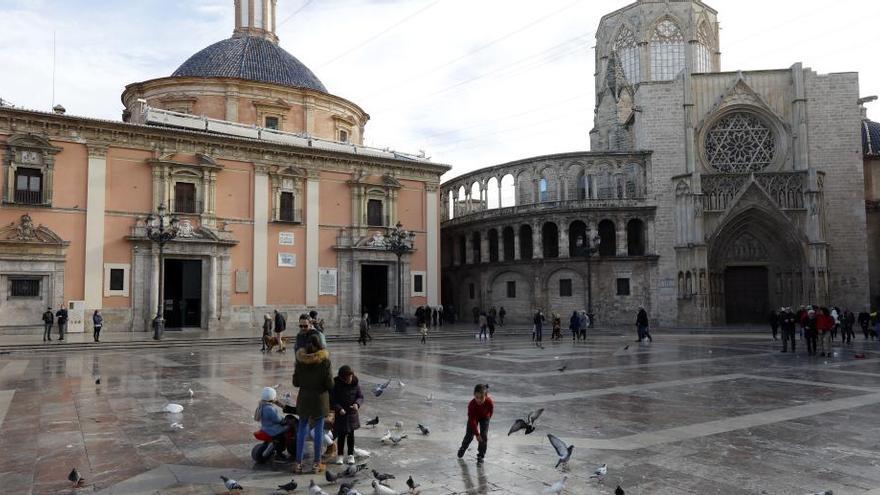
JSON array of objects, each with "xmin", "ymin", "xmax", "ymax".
[
  {"xmin": 261, "ymin": 310, "xmax": 327, "ymax": 353},
  {"xmin": 769, "ymin": 306, "xmax": 877, "ymax": 356},
  {"xmin": 257, "ymin": 313, "xmax": 367, "ymax": 474},
  {"xmin": 41, "ymin": 305, "xmax": 104, "ymax": 343}
]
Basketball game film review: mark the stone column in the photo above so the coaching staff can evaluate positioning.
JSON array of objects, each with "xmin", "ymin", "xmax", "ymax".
[
  {"xmin": 150, "ymin": 250, "xmax": 160, "ymax": 323},
  {"xmin": 465, "ymin": 233, "xmax": 474, "ymax": 265},
  {"xmin": 616, "ymin": 217, "xmax": 627, "ymax": 256},
  {"xmin": 208, "ymin": 254, "xmax": 219, "ymax": 330},
  {"xmin": 513, "ymin": 229, "xmax": 521, "ymax": 260},
  {"xmin": 559, "ymin": 223, "xmax": 570, "ymax": 258},
  {"xmin": 497, "ymin": 179, "xmax": 503, "ymax": 207},
  {"xmin": 84, "ymin": 144, "xmax": 107, "ymax": 312},
  {"xmin": 305, "ymin": 172, "xmax": 320, "ymax": 306},
  {"xmin": 480, "ymin": 230, "xmax": 490, "ymax": 264},
  {"xmin": 426, "ymin": 185, "xmax": 440, "ymax": 306},
  {"xmin": 533, "ymin": 223, "xmax": 543, "ymax": 259},
  {"xmin": 253, "ymin": 165, "xmax": 269, "ymax": 307}
]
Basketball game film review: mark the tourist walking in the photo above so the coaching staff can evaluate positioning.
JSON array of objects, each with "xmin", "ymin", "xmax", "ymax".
[
  {"xmin": 830, "ymin": 307, "xmax": 840, "ymax": 341},
  {"xmin": 578, "ymin": 310, "xmax": 588, "ymax": 341},
  {"xmin": 478, "ymin": 311, "xmax": 488, "ymax": 340},
  {"xmin": 551, "ymin": 312, "xmax": 562, "ymax": 341},
  {"xmin": 457, "ymin": 384, "xmax": 494, "ymax": 466},
  {"xmin": 292, "ymin": 334, "xmax": 333, "ymax": 474},
  {"xmin": 92, "ymin": 310, "xmax": 103, "ymax": 343},
  {"xmin": 533, "ymin": 309, "xmax": 545, "ymax": 344},
  {"xmin": 295, "ymin": 314, "xmax": 326, "ymax": 351},
  {"xmin": 858, "ymin": 310, "xmax": 871, "ymax": 339},
  {"xmin": 843, "ymin": 309, "xmax": 856, "ymax": 343},
  {"xmin": 803, "ymin": 308, "xmax": 818, "ymax": 355},
  {"xmin": 330, "ymin": 365, "xmax": 364, "ymax": 465},
  {"xmin": 487, "ymin": 312, "xmax": 496, "ymax": 338},
  {"xmin": 273, "ymin": 309, "xmax": 287, "ymax": 352},
  {"xmin": 358, "ymin": 313, "xmax": 372, "ymax": 346},
  {"xmin": 55, "ymin": 304, "xmax": 68, "ymax": 341},
  {"xmin": 261, "ymin": 314, "xmax": 273, "ymax": 352},
  {"xmin": 498, "ymin": 307, "xmax": 506, "ymax": 326},
  {"xmin": 636, "ymin": 306, "xmax": 652, "ymax": 342},
  {"xmin": 437, "ymin": 304, "xmax": 444, "ymax": 327},
  {"xmin": 768, "ymin": 309, "xmax": 779, "ymax": 340},
  {"xmin": 569, "ymin": 310, "xmax": 580, "ymax": 342},
  {"xmin": 420, "ymin": 322, "xmax": 429, "ymax": 344},
  {"xmin": 817, "ymin": 307, "xmax": 834, "ymax": 357},
  {"xmin": 780, "ymin": 307, "xmax": 797, "ymax": 353},
  {"xmin": 42, "ymin": 306, "xmax": 54, "ymax": 342}
]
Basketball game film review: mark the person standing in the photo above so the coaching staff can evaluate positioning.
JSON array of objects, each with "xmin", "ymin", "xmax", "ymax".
[
  {"xmin": 437, "ymin": 305, "xmax": 444, "ymax": 327},
  {"xmin": 636, "ymin": 306, "xmax": 651, "ymax": 342},
  {"xmin": 498, "ymin": 307, "xmax": 506, "ymax": 326},
  {"xmin": 55, "ymin": 304, "xmax": 68, "ymax": 341},
  {"xmin": 843, "ymin": 309, "xmax": 856, "ymax": 344},
  {"xmin": 420, "ymin": 322, "xmax": 429, "ymax": 344},
  {"xmin": 92, "ymin": 310, "xmax": 103, "ymax": 343},
  {"xmin": 486, "ymin": 312, "xmax": 496, "ymax": 338},
  {"xmin": 817, "ymin": 307, "xmax": 834, "ymax": 357},
  {"xmin": 42, "ymin": 306, "xmax": 54, "ymax": 342},
  {"xmin": 274, "ymin": 309, "xmax": 287, "ymax": 352},
  {"xmin": 478, "ymin": 311, "xmax": 488, "ymax": 340},
  {"xmin": 569, "ymin": 311, "xmax": 580, "ymax": 342},
  {"xmin": 330, "ymin": 365, "xmax": 364, "ymax": 465},
  {"xmin": 261, "ymin": 314, "xmax": 273, "ymax": 352},
  {"xmin": 456, "ymin": 384, "xmax": 494, "ymax": 466},
  {"xmin": 358, "ymin": 313, "xmax": 372, "ymax": 347},
  {"xmin": 803, "ymin": 308, "xmax": 818, "ymax": 356},
  {"xmin": 578, "ymin": 310, "xmax": 588, "ymax": 341},
  {"xmin": 780, "ymin": 307, "xmax": 797, "ymax": 353},
  {"xmin": 292, "ymin": 334, "xmax": 333, "ymax": 474},
  {"xmin": 858, "ymin": 310, "xmax": 871, "ymax": 340},
  {"xmin": 551, "ymin": 313, "xmax": 562, "ymax": 341},
  {"xmin": 768, "ymin": 309, "xmax": 779, "ymax": 340},
  {"xmin": 533, "ymin": 309, "xmax": 545, "ymax": 344}
]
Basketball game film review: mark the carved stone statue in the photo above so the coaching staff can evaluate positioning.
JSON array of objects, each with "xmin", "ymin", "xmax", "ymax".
[
  {"xmin": 15, "ymin": 214, "xmax": 37, "ymax": 241},
  {"xmin": 177, "ymin": 219, "xmax": 195, "ymax": 238},
  {"xmin": 366, "ymin": 232, "xmax": 387, "ymax": 247}
]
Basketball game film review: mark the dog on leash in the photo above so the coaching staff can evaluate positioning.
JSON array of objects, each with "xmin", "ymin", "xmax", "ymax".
[{"xmin": 263, "ymin": 334, "xmax": 281, "ymax": 352}]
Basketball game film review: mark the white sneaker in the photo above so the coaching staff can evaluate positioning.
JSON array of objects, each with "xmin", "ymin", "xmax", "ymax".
[
  {"xmin": 334, "ymin": 456, "xmax": 344, "ymax": 465},
  {"xmin": 345, "ymin": 455, "xmax": 355, "ymax": 464}
]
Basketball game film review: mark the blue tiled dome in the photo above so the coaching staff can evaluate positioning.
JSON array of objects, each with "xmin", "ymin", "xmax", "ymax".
[
  {"xmin": 864, "ymin": 119, "xmax": 880, "ymax": 157},
  {"xmin": 172, "ymin": 36, "xmax": 327, "ymax": 92}
]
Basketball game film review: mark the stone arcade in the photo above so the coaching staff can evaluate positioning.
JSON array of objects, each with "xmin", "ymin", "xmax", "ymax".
[{"xmin": 441, "ymin": 0, "xmax": 870, "ymax": 326}]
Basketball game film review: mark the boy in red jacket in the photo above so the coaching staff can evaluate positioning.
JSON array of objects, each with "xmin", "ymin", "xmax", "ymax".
[{"xmin": 457, "ymin": 383, "xmax": 494, "ymax": 465}]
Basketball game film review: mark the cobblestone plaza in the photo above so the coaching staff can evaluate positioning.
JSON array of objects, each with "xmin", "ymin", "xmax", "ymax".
[{"xmin": 3, "ymin": 334, "xmax": 880, "ymax": 494}]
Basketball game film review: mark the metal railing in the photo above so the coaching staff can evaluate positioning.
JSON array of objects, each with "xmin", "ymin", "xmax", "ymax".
[
  {"xmin": 274, "ymin": 207, "xmax": 303, "ymax": 223},
  {"xmin": 171, "ymin": 199, "xmax": 202, "ymax": 215},
  {"xmin": 444, "ymin": 197, "xmax": 650, "ymax": 227},
  {"xmin": 12, "ymin": 189, "xmax": 44, "ymax": 205}
]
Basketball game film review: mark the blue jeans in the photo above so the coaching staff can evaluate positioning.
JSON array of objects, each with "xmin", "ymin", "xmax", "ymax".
[{"xmin": 295, "ymin": 416, "xmax": 325, "ymax": 463}]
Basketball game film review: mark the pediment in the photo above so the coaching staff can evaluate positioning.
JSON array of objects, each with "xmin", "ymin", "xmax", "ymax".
[
  {"xmin": 0, "ymin": 214, "xmax": 68, "ymax": 245},
  {"xmin": 698, "ymin": 74, "xmax": 786, "ymax": 129},
  {"xmin": 151, "ymin": 151, "xmax": 223, "ymax": 170},
  {"xmin": 6, "ymin": 133, "xmax": 62, "ymax": 153}
]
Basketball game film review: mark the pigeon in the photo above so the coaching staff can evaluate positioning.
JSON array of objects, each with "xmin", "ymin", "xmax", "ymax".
[
  {"xmin": 544, "ymin": 476, "xmax": 567, "ymax": 494},
  {"xmin": 424, "ymin": 394, "xmax": 433, "ymax": 403},
  {"xmin": 394, "ymin": 420, "xmax": 404, "ymax": 429},
  {"xmin": 68, "ymin": 468, "xmax": 85, "ymax": 487},
  {"xmin": 406, "ymin": 476, "xmax": 420, "ymax": 492},
  {"xmin": 366, "ymin": 416, "xmax": 380, "ymax": 427},
  {"xmin": 388, "ymin": 433, "xmax": 407, "ymax": 445},
  {"xmin": 547, "ymin": 434, "xmax": 574, "ymax": 469},
  {"xmin": 338, "ymin": 481, "xmax": 360, "ymax": 495},
  {"xmin": 310, "ymin": 479, "xmax": 330, "ymax": 495},
  {"xmin": 373, "ymin": 380, "xmax": 391, "ymax": 397},
  {"xmin": 94, "ymin": 377, "xmax": 101, "ymax": 385},
  {"xmin": 615, "ymin": 486, "xmax": 625, "ymax": 495},
  {"xmin": 809, "ymin": 492, "xmax": 833, "ymax": 495},
  {"xmin": 327, "ymin": 470, "xmax": 340, "ymax": 483},
  {"xmin": 188, "ymin": 388, "xmax": 194, "ymax": 398},
  {"xmin": 417, "ymin": 424, "xmax": 430, "ymax": 435},
  {"xmin": 164, "ymin": 403, "xmax": 184, "ymax": 414},
  {"xmin": 508, "ymin": 408, "xmax": 544, "ymax": 435},
  {"xmin": 170, "ymin": 422, "xmax": 184, "ymax": 429},
  {"xmin": 353, "ymin": 447, "xmax": 372, "ymax": 458},
  {"xmin": 397, "ymin": 380, "xmax": 406, "ymax": 388},
  {"xmin": 623, "ymin": 345, "xmax": 629, "ymax": 351},
  {"xmin": 372, "ymin": 469, "xmax": 395, "ymax": 482},
  {"xmin": 342, "ymin": 462, "xmax": 369, "ymax": 477},
  {"xmin": 589, "ymin": 463, "xmax": 607, "ymax": 479},
  {"xmin": 379, "ymin": 430, "xmax": 392, "ymax": 444},
  {"xmin": 221, "ymin": 475, "xmax": 243, "ymax": 490},
  {"xmin": 279, "ymin": 479, "xmax": 298, "ymax": 491},
  {"xmin": 372, "ymin": 480, "xmax": 398, "ymax": 495},
  {"xmin": 557, "ymin": 363, "xmax": 568, "ymax": 373}
]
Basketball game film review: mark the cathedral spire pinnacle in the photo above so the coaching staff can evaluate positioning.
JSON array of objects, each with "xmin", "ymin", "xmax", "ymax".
[{"xmin": 233, "ymin": 0, "xmax": 279, "ymax": 43}]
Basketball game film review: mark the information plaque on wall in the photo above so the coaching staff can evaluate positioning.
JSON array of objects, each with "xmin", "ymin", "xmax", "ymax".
[
  {"xmin": 278, "ymin": 253, "xmax": 296, "ymax": 267},
  {"xmin": 279, "ymin": 232, "xmax": 295, "ymax": 246},
  {"xmin": 319, "ymin": 268, "xmax": 337, "ymax": 295}
]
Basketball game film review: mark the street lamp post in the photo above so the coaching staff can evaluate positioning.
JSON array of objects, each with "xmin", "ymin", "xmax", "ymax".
[
  {"xmin": 384, "ymin": 221, "xmax": 416, "ymax": 333},
  {"xmin": 145, "ymin": 204, "xmax": 179, "ymax": 340},
  {"xmin": 576, "ymin": 232, "xmax": 601, "ymax": 327}
]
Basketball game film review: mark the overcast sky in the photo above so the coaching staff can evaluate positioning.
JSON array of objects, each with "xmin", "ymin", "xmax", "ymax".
[{"xmin": 0, "ymin": 0, "xmax": 878, "ymax": 181}]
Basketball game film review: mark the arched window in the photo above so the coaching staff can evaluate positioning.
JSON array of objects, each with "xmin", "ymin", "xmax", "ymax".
[
  {"xmin": 471, "ymin": 182, "xmax": 482, "ymax": 209},
  {"xmin": 597, "ymin": 169, "xmax": 613, "ymax": 199},
  {"xmin": 519, "ymin": 225, "xmax": 533, "ymax": 260},
  {"xmin": 650, "ymin": 18, "xmax": 686, "ymax": 81},
  {"xmin": 500, "ymin": 174, "xmax": 516, "ymax": 207},
  {"xmin": 488, "ymin": 229, "xmax": 499, "ymax": 262},
  {"xmin": 614, "ymin": 25, "xmax": 640, "ymax": 84},
  {"xmin": 577, "ymin": 172, "xmax": 588, "ymax": 200},
  {"xmin": 598, "ymin": 219, "xmax": 616, "ymax": 256},
  {"xmin": 568, "ymin": 220, "xmax": 587, "ymax": 256},
  {"xmin": 539, "ymin": 178, "xmax": 549, "ymax": 203},
  {"xmin": 471, "ymin": 231, "xmax": 481, "ymax": 263},
  {"xmin": 502, "ymin": 226, "xmax": 515, "ymax": 261},
  {"xmin": 627, "ymin": 219, "xmax": 646, "ymax": 256},
  {"xmin": 486, "ymin": 177, "xmax": 500, "ymax": 209},
  {"xmin": 693, "ymin": 22, "xmax": 713, "ymax": 73},
  {"xmin": 542, "ymin": 222, "xmax": 559, "ymax": 258}
]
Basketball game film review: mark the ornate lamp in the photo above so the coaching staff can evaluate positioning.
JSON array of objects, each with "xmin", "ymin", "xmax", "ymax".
[{"xmin": 144, "ymin": 204, "xmax": 180, "ymax": 340}]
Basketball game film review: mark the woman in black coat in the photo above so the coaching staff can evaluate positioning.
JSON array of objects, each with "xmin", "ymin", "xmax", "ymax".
[{"xmin": 330, "ymin": 365, "xmax": 364, "ymax": 465}]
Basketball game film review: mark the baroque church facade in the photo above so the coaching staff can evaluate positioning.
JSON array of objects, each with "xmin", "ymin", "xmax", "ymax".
[
  {"xmin": 441, "ymin": 0, "xmax": 870, "ymax": 326},
  {"xmin": 0, "ymin": 0, "xmax": 447, "ymax": 334}
]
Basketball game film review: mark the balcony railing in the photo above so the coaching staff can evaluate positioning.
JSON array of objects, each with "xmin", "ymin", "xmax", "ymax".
[
  {"xmin": 171, "ymin": 199, "xmax": 203, "ymax": 215},
  {"xmin": 12, "ymin": 189, "xmax": 45, "ymax": 205},
  {"xmin": 274, "ymin": 207, "xmax": 303, "ymax": 223},
  {"xmin": 444, "ymin": 197, "xmax": 650, "ymax": 227},
  {"xmin": 365, "ymin": 214, "xmax": 391, "ymax": 228}
]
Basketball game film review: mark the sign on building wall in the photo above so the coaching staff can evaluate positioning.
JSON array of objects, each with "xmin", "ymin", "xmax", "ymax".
[
  {"xmin": 279, "ymin": 232, "xmax": 295, "ymax": 246},
  {"xmin": 67, "ymin": 300, "xmax": 85, "ymax": 333},
  {"xmin": 319, "ymin": 268, "xmax": 337, "ymax": 295},
  {"xmin": 278, "ymin": 253, "xmax": 297, "ymax": 268}
]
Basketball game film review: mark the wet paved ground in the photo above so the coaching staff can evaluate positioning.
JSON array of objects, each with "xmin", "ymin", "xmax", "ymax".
[{"xmin": 3, "ymin": 334, "xmax": 880, "ymax": 494}]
